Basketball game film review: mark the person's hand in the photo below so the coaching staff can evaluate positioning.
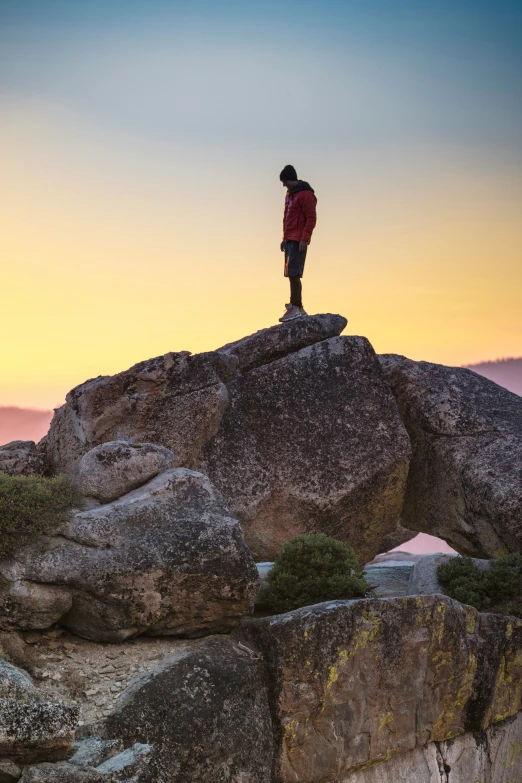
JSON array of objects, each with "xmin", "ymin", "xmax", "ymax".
[
  {"xmin": 299, "ymin": 241, "xmax": 308, "ymax": 253},
  {"xmin": 280, "ymin": 240, "xmax": 286, "ymax": 252}
]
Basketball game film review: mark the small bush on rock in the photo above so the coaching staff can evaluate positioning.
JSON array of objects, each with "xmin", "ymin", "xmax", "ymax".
[
  {"xmin": 437, "ymin": 554, "xmax": 522, "ymax": 617},
  {"xmin": 267, "ymin": 533, "xmax": 369, "ymax": 613},
  {"xmin": 0, "ymin": 473, "xmax": 81, "ymax": 558}
]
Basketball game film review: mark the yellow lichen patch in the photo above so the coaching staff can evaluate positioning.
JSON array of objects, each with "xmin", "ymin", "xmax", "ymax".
[
  {"xmin": 434, "ymin": 602, "xmax": 447, "ymax": 646},
  {"xmin": 487, "ymin": 649, "xmax": 522, "ymax": 726},
  {"xmin": 466, "ymin": 607, "xmax": 476, "ymax": 635},
  {"xmin": 378, "ymin": 712, "xmax": 394, "ymax": 733},
  {"xmin": 431, "ymin": 649, "xmax": 452, "ymax": 673},
  {"xmin": 506, "ymin": 739, "xmax": 522, "ymax": 768},
  {"xmin": 284, "ymin": 718, "xmax": 299, "ymax": 743},
  {"xmin": 322, "ymin": 612, "xmax": 382, "ymax": 708},
  {"xmin": 430, "ymin": 653, "xmax": 477, "ymax": 742}
]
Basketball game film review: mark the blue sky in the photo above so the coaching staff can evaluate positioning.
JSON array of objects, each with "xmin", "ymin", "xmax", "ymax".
[{"xmin": 1, "ymin": 0, "xmax": 521, "ymax": 153}]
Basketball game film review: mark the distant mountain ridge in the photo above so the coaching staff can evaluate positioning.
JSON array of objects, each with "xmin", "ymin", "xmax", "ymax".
[
  {"xmin": 0, "ymin": 406, "xmax": 53, "ymax": 446},
  {"xmin": 465, "ymin": 356, "xmax": 522, "ymax": 397}
]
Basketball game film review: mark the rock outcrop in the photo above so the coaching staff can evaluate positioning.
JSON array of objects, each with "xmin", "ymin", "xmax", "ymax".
[
  {"xmin": 76, "ymin": 441, "xmax": 174, "ymax": 503},
  {"xmin": 0, "ymin": 660, "xmax": 77, "ymax": 765},
  {"xmin": 363, "ymin": 551, "xmax": 423, "ymax": 597},
  {"xmin": 199, "ymin": 335, "xmax": 411, "ymax": 562},
  {"xmin": 106, "ymin": 636, "xmax": 273, "ymax": 783},
  {"xmin": 0, "ymin": 441, "xmax": 44, "ymax": 477},
  {"xmin": 343, "ymin": 712, "xmax": 522, "ymax": 783},
  {"xmin": 0, "ymin": 469, "xmax": 259, "ymax": 641},
  {"xmin": 380, "ymin": 355, "xmax": 522, "ymax": 557},
  {"xmin": 44, "ymin": 317, "xmax": 411, "ymax": 563},
  {"xmin": 237, "ymin": 595, "xmax": 522, "ymax": 782}
]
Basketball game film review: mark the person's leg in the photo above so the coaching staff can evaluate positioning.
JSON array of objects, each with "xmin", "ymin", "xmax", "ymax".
[
  {"xmin": 289, "ymin": 276, "xmax": 302, "ymax": 308},
  {"xmin": 280, "ymin": 241, "xmax": 307, "ymax": 321}
]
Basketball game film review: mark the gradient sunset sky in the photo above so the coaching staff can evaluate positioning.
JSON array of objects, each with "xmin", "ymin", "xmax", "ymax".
[{"xmin": 1, "ymin": 0, "xmax": 521, "ymax": 410}]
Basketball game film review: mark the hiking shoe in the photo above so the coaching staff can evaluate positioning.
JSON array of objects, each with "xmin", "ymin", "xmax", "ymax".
[
  {"xmin": 278, "ymin": 304, "xmax": 292, "ymax": 322},
  {"xmin": 298, "ymin": 307, "xmax": 308, "ymax": 316},
  {"xmin": 279, "ymin": 305, "xmax": 302, "ymax": 322}
]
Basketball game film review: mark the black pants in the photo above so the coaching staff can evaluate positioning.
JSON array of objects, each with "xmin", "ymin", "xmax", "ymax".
[
  {"xmin": 284, "ymin": 240, "xmax": 307, "ymax": 308},
  {"xmin": 290, "ymin": 276, "xmax": 302, "ymax": 308}
]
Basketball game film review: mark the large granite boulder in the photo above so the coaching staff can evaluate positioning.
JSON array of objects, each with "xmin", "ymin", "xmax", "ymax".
[
  {"xmin": 380, "ymin": 355, "xmax": 522, "ymax": 557},
  {"xmin": 44, "ymin": 317, "xmax": 411, "ymax": 563},
  {"xmin": 105, "ymin": 636, "xmax": 273, "ymax": 783},
  {"xmin": 0, "ymin": 658, "xmax": 41, "ymax": 702},
  {"xmin": 0, "ymin": 442, "xmax": 44, "ymax": 477},
  {"xmin": 0, "ymin": 660, "xmax": 77, "ymax": 765},
  {"xmin": 199, "ymin": 335, "xmax": 411, "ymax": 562},
  {"xmin": 237, "ymin": 595, "xmax": 522, "ymax": 783},
  {"xmin": 44, "ymin": 350, "xmax": 235, "ymax": 475},
  {"xmin": 76, "ymin": 441, "xmax": 174, "ymax": 503},
  {"xmin": 44, "ymin": 315, "xmax": 347, "ymax": 476},
  {"xmin": 0, "ymin": 469, "xmax": 259, "ymax": 641}
]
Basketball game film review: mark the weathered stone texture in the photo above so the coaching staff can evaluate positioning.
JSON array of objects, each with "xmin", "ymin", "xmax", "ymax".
[
  {"xmin": 19, "ymin": 763, "xmax": 101, "ymax": 782},
  {"xmin": 363, "ymin": 553, "xmax": 421, "ymax": 597},
  {"xmin": 200, "ymin": 336, "xmax": 411, "ymax": 562},
  {"xmin": 45, "ymin": 350, "xmax": 235, "ymax": 475},
  {"xmin": 342, "ymin": 711, "xmax": 522, "ymax": 782},
  {"xmin": 105, "ymin": 636, "xmax": 273, "ymax": 783},
  {"xmin": 0, "ymin": 760, "xmax": 22, "ymax": 782},
  {"xmin": 95, "ymin": 743, "xmax": 151, "ymax": 781},
  {"xmin": 44, "ymin": 318, "xmax": 411, "ymax": 563},
  {"xmin": 217, "ymin": 313, "xmax": 347, "ymax": 371},
  {"xmin": 0, "ymin": 469, "xmax": 259, "ymax": 641},
  {"xmin": 0, "ymin": 701, "xmax": 78, "ymax": 764},
  {"xmin": 380, "ymin": 355, "xmax": 522, "ymax": 557},
  {"xmin": 0, "ymin": 442, "xmax": 44, "ymax": 477},
  {"xmin": 237, "ymin": 596, "xmax": 522, "ymax": 783},
  {"xmin": 0, "ymin": 658, "xmax": 41, "ymax": 702},
  {"xmin": 76, "ymin": 441, "xmax": 174, "ymax": 503}
]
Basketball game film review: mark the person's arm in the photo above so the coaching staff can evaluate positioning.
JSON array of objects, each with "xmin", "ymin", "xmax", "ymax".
[{"xmin": 299, "ymin": 192, "xmax": 317, "ymax": 250}]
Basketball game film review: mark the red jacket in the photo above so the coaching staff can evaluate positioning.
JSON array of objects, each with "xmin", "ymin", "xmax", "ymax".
[{"xmin": 283, "ymin": 181, "xmax": 317, "ymax": 244}]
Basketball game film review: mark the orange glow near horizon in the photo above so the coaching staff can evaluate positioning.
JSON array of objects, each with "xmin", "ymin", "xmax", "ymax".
[{"xmin": 1, "ymin": 101, "xmax": 521, "ymax": 409}]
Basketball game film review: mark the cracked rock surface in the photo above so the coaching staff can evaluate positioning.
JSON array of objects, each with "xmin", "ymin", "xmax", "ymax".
[
  {"xmin": 343, "ymin": 711, "xmax": 522, "ymax": 782},
  {"xmin": 380, "ymin": 354, "xmax": 522, "ymax": 557}
]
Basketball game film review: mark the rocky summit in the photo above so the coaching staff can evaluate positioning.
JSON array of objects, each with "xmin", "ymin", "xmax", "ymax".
[
  {"xmin": 0, "ymin": 314, "xmax": 521, "ymax": 781},
  {"xmin": 44, "ymin": 315, "xmax": 411, "ymax": 564}
]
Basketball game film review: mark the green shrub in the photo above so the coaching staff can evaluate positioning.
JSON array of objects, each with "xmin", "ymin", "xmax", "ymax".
[
  {"xmin": 0, "ymin": 473, "xmax": 82, "ymax": 558},
  {"xmin": 437, "ymin": 553, "xmax": 522, "ymax": 617},
  {"xmin": 267, "ymin": 533, "xmax": 369, "ymax": 614}
]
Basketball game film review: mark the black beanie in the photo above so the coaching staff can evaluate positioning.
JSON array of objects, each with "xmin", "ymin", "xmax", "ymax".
[{"xmin": 279, "ymin": 164, "xmax": 298, "ymax": 181}]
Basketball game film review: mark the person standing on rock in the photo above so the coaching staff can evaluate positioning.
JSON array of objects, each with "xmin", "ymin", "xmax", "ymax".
[{"xmin": 278, "ymin": 164, "xmax": 317, "ymax": 322}]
